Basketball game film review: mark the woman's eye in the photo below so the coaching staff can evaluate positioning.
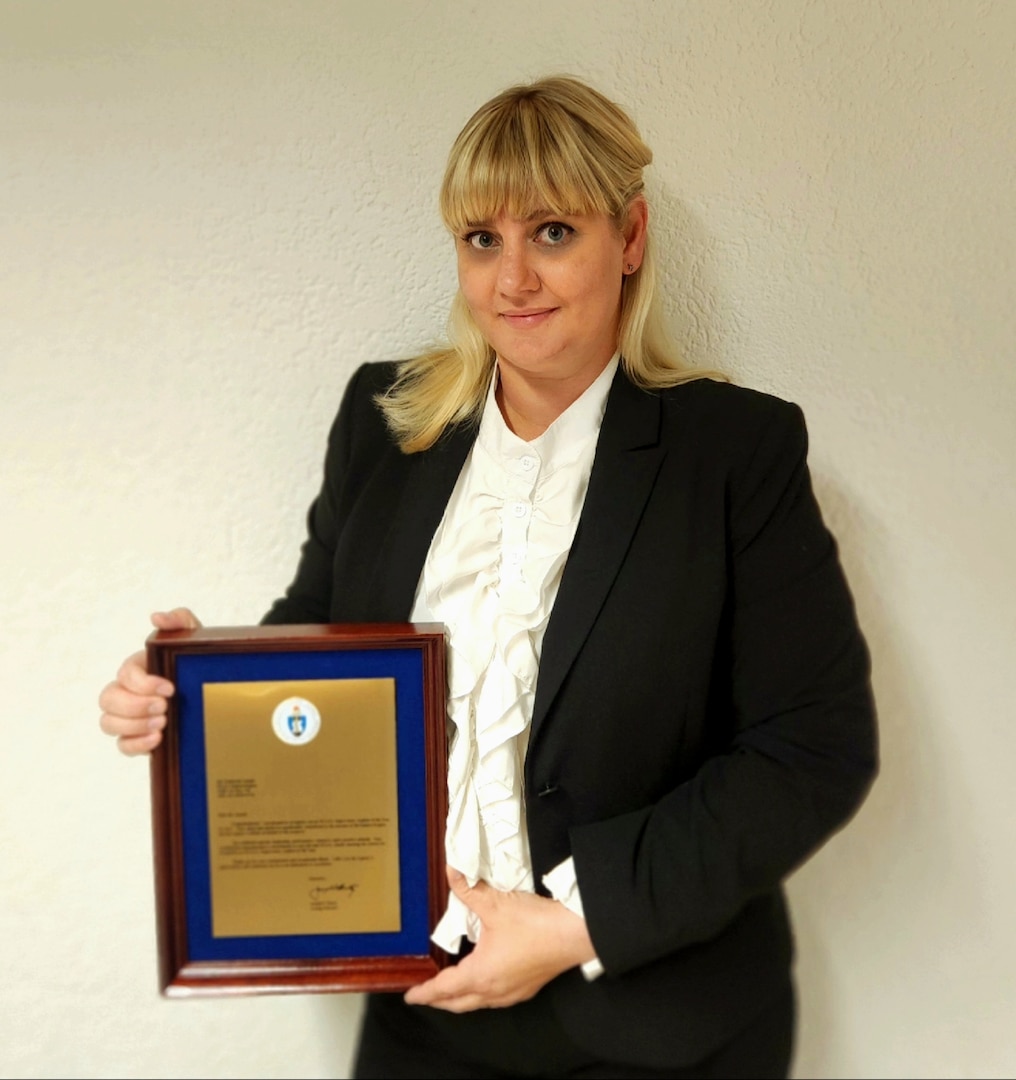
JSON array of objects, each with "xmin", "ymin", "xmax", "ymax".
[
  {"xmin": 466, "ymin": 231, "xmax": 497, "ymax": 250},
  {"xmin": 538, "ymin": 222, "xmax": 572, "ymax": 244}
]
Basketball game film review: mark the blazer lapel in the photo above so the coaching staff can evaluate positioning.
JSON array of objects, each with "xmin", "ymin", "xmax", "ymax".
[
  {"xmin": 532, "ymin": 372, "xmax": 665, "ymax": 736},
  {"xmin": 365, "ymin": 423, "xmax": 477, "ymax": 619}
]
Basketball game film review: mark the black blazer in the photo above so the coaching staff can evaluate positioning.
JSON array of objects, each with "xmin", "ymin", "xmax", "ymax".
[{"xmin": 263, "ymin": 361, "xmax": 877, "ymax": 1068}]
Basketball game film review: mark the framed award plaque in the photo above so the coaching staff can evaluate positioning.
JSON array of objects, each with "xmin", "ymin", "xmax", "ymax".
[{"xmin": 146, "ymin": 623, "xmax": 448, "ymax": 997}]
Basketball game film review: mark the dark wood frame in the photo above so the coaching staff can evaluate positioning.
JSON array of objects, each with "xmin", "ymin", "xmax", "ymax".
[{"xmin": 146, "ymin": 623, "xmax": 448, "ymax": 998}]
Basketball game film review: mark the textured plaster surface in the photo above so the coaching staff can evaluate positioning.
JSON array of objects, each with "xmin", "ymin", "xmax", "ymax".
[{"xmin": 1, "ymin": 2, "xmax": 1014, "ymax": 1077}]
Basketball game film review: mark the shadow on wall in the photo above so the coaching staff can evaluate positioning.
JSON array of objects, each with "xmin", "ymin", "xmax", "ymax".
[
  {"xmin": 788, "ymin": 473, "xmax": 974, "ymax": 1074},
  {"xmin": 647, "ymin": 179, "xmax": 741, "ymax": 379}
]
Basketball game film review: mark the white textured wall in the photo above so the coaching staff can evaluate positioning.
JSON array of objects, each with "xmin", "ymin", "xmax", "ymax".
[{"xmin": 2, "ymin": 2, "xmax": 1014, "ymax": 1077}]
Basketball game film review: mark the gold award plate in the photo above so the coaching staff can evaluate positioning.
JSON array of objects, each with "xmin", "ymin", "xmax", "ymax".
[{"xmin": 203, "ymin": 678, "xmax": 400, "ymax": 939}]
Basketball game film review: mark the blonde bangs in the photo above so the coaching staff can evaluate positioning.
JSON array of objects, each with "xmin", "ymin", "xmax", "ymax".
[{"xmin": 440, "ymin": 100, "xmax": 618, "ymax": 234}]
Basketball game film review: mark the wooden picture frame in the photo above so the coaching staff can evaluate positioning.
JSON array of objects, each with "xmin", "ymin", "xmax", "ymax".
[{"xmin": 146, "ymin": 623, "xmax": 448, "ymax": 997}]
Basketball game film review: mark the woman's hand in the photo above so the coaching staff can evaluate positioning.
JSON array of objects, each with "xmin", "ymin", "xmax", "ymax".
[
  {"xmin": 404, "ymin": 867, "xmax": 597, "ymax": 1013},
  {"xmin": 98, "ymin": 608, "xmax": 201, "ymax": 756}
]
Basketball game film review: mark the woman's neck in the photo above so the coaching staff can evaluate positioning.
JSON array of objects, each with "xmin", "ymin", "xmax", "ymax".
[{"xmin": 494, "ymin": 356, "xmax": 613, "ymax": 442}]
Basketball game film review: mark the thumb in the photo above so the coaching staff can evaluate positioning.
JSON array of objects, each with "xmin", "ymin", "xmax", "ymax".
[
  {"xmin": 151, "ymin": 608, "xmax": 202, "ymax": 632},
  {"xmin": 447, "ymin": 866, "xmax": 494, "ymax": 915}
]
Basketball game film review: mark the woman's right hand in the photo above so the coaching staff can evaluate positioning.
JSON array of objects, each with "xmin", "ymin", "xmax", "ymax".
[{"xmin": 98, "ymin": 608, "xmax": 202, "ymax": 756}]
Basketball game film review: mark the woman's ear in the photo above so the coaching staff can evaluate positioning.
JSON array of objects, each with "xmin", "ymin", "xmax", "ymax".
[{"xmin": 622, "ymin": 196, "xmax": 648, "ymax": 273}]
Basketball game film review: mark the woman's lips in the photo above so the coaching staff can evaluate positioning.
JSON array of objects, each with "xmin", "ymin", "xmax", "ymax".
[{"xmin": 500, "ymin": 308, "xmax": 557, "ymax": 327}]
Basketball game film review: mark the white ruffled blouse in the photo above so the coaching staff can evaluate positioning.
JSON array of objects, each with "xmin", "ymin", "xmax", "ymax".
[{"xmin": 410, "ymin": 355, "xmax": 618, "ymax": 963}]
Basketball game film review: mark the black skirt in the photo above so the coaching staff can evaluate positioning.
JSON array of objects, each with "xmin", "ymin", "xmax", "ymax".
[{"xmin": 352, "ymin": 979, "xmax": 794, "ymax": 1080}]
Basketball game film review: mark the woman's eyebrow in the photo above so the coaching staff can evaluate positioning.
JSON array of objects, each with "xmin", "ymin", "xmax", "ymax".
[{"xmin": 463, "ymin": 209, "xmax": 559, "ymax": 228}]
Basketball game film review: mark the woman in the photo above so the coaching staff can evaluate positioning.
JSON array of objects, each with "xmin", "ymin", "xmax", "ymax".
[{"xmin": 99, "ymin": 76, "xmax": 877, "ymax": 1078}]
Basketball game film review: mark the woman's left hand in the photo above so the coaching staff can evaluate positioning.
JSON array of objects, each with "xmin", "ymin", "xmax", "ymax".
[{"xmin": 404, "ymin": 867, "xmax": 597, "ymax": 1012}]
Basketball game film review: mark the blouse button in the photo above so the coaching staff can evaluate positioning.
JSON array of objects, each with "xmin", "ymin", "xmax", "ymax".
[
  {"xmin": 512, "ymin": 502, "xmax": 528, "ymax": 518},
  {"xmin": 520, "ymin": 455, "xmax": 535, "ymax": 471}
]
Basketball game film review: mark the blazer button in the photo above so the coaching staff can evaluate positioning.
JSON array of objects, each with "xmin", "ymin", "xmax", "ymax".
[{"xmin": 536, "ymin": 782, "xmax": 559, "ymax": 797}]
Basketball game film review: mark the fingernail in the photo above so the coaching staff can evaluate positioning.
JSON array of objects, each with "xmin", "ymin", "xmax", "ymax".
[
  {"xmin": 147, "ymin": 701, "xmax": 164, "ymax": 715},
  {"xmin": 147, "ymin": 717, "xmax": 165, "ymax": 732}
]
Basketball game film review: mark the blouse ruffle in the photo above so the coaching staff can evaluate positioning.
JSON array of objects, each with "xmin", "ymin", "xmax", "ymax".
[{"xmin": 416, "ymin": 358, "xmax": 618, "ymax": 954}]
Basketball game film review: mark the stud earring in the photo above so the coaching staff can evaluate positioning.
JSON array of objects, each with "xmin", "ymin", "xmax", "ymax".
[{"xmin": 626, "ymin": 263, "xmax": 635, "ymax": 273}]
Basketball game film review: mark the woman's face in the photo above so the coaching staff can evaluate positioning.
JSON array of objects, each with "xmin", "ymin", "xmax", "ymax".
[{"xmin": 455, "ymin": 201, "xmax": 646, "ymax": 393}]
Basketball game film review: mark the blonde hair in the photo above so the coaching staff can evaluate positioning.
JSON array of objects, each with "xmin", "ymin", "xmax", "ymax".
[{"xmin": 379, "ymin": 75, "xmax": 721, "ymax": 452}]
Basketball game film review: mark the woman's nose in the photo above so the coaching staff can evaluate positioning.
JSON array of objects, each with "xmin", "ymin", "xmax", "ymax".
[{"xmin": 497, "ymin": 242, "xmax": 539, "ymax": 295}]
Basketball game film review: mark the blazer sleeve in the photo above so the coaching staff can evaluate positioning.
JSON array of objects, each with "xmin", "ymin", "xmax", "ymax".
[
  {"xmin": 260, "ymin": 363, "xmax": 374, "ymax": 626},
  {"xmin": 569, "ymin": 400, "xmax": 878, "ymax": 976}
]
